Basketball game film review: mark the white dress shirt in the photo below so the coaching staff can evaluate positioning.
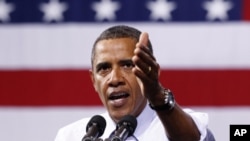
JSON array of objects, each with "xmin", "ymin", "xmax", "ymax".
[{"xmin": 55, "ymin": 104, "xmax": 208, "ymax": 141}]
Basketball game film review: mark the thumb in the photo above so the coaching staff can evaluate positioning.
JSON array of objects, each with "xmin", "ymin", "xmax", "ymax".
[{"xmin": 139, "ymin": 32, "xmax": 149, "ymax": 47}]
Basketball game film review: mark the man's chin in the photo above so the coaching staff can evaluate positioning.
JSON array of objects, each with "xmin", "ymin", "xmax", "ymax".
[{"xmin": 108, "ymin": 108, "xmax": 132, "ymax": 123}]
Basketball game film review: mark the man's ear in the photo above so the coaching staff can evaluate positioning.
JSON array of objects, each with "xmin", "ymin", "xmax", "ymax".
[{"xmin": 89, "ymin": 69, "xmax": 97, "ymax": 92}]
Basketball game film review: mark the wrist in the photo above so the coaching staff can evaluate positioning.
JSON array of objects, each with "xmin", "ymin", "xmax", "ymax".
[{"xmin": 149, "ymin": 88, "xmax": 175, "ymax": 112}]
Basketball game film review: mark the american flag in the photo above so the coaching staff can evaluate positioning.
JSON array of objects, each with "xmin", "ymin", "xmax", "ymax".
[{"xmin": 0, "ymin": 0, "xmax": 249, "ymax": 141}]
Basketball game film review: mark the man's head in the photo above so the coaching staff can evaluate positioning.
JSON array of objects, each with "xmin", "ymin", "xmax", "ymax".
[
  {"xmin": 91, "ymin": 25, "xmax": 153, "ymax": 66},
  {"xmin": 90, "ymin": 25, "xmax": 153, "ymax": 122}
]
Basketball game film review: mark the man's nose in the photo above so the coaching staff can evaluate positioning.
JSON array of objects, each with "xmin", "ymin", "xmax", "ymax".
[{"xmin": 108, "ymin": 68, "xmax": 125, "ymax": 87}]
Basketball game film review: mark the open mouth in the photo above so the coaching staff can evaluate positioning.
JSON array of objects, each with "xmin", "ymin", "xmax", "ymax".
[{"xmin": 109, "ymin": 92, "xmax": 129, "ymax": 100}]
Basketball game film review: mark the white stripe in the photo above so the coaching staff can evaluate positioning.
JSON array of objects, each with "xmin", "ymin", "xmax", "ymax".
[
  {"xmin": 0, "ymin": 106, "xmax": 249, "ymax": 141},
  {"xmin": 0, "ymin": 23, "xmax": 250, "ymax": 69}
]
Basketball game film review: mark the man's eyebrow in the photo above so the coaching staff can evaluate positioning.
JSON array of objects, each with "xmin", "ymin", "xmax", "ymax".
[
  {"xmin": 95, "ymin": 62, "xmax": 110, "ymax": 70},
  {"xmin": 119, "ymin": 59, "xmax": 134, "ymax": 65},
  {"xmin": 95, "ymin": 59, "xmax": 134, "ymax": 69}
]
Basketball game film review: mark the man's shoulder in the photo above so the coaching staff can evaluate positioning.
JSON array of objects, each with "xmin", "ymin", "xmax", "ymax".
[
  {"xmin": 56, "ymin": 116, "xmax": 90, "ymax": 138},
  {"xmin": 55, "ymin": 112, "xmax": 109, "ymax": 141},
  {"xmin": 60, "ymin": 112, "xmax": 109, "ymax": 132},
  {"xmin": 55, "ymin": 117, "xmax": 90, "ymax": 141}
]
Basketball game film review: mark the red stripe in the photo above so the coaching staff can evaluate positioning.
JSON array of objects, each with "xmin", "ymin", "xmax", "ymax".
[
  {"xmin": 160, "ymin": 70, "xmax": 250, "ymax": 106},
  {"xmin": 243, "ymin": 0, "xmax": 250, "ymax": 20},
  {"xmin": 0, "ymin": 70, "xmax": 101, "ymax": 106},
  {"xmin": 0, "ymin": 70, "xmax": 250, "ymax": 106}
]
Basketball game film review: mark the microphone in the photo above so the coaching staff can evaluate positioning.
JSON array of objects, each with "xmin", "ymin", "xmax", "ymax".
[
  {"xmin": 110, "ymin": 115, "xmax": 137, "ymax": 141},
  {"xmin": 82, "ymin": 115, "xmax": 107, "ymax": 141}
]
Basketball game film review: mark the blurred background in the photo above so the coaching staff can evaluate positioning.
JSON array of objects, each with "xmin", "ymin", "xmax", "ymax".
[{"xmin": 0, "ymin": 0, "xmax": 250, "ymax": 140}]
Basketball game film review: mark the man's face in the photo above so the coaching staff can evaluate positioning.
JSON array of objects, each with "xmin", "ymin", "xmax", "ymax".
[{"xmin": 90, "ymin": 38, "xmax": 147, "ymax": 122}]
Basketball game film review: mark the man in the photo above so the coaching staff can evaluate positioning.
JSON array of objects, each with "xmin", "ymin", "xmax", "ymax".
[{"xmin": 55, "ymin": 25, "xmax": 213, "ymax": 141}]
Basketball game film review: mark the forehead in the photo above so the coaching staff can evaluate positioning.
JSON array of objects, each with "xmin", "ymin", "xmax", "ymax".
[
  {"xmin": 96, "ymin": 37, "xmax": 136, "ymax": 48},
  {"xmin": 93, "ymin": 38, "xmax": 136, "ymax": 60}
]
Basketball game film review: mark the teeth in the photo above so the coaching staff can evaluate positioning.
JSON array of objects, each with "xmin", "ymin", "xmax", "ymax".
[{"xmin": 109, "ymin": 93, "xmax": 128, "ymax": 100}]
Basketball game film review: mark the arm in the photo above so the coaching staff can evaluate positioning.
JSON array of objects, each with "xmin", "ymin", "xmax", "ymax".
[
  {"xmin": 132, "ymin": 32, "xmax": 201, "ymax": 141},
  {"xmin": 149, "ymin": 88, "xmax": 200, "ymax": 141}
]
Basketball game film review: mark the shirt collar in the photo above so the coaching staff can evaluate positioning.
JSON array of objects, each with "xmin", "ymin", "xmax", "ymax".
[
  {"xmin": 101, "ymin": 103, "xmax": 156, "ymax": 139},
  {"xmin": 133, "ymin": 103, "xmax": 156, "ymax": 137}
]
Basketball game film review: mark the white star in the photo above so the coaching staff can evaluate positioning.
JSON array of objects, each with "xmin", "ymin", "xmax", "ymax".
[
  {"xmin": 0, "ymin": 0, "xmax": 14, "ymax": 22},
  {"xmin": 146, "ymin": 0, "xmax": 176, "ymax": 21},
  {"xmin": 92, "ymin": 0, "xmax": 120, "ymax": 21},
  {"xmin": 39, "ymin": 0, "xmax": 68, "ymax": 22},
  {"xmin": 203, "ymin": 0, "xmax": 233, "ymax": 21}
]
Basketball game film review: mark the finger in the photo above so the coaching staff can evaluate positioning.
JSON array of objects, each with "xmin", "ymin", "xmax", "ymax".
[
  {"xmin": 134, "ymin": 46, "xmax": 156, "ymax": 65},
  {"xmin": 139, "ymin": 32, "xmax": 149, "ymax": 47},
  {"xmin": 132, "ymin": 66, "xmax": 150, "ymax": 82},
  {"xmin": 132, "ymin": 55, "xmax": 150, "ymax": 75}
]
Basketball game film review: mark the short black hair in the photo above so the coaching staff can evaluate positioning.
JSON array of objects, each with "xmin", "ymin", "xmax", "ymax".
[{"xmin": 91, "ymin": 25, "xmax": 153, "ymax": 66}]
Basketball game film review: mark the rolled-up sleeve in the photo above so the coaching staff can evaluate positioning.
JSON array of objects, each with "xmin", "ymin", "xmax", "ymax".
[{"xmin": 184, "ymin": 109, "xmax": 209, "ymax": 141}]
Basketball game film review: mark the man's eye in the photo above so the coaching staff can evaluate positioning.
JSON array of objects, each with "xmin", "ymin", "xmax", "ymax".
[
  {"xmin": 123, "ymin": 63, "xmax": 134, "ymax": 69},
  {"xmin": 99, "ymin": 66, "xmax": 109, "ymax": 72},
  {"xmin": 96, "ymin": 64, "xmax": 110, "ymax": 73}
]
